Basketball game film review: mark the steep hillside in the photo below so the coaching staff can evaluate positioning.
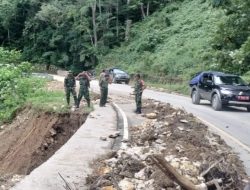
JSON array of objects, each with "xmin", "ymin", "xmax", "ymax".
[{"xmin": 99, "ymin": 0, "xmax": 226, "ymax": 80}]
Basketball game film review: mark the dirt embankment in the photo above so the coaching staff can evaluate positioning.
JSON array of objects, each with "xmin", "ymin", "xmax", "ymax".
[
  {"xmin": 0, "ymin": 107, "xmax": 88, "ymax": 189},
  {"xmin": 87, "ymin": 100, "xmax": 248, "ymax": 190}
]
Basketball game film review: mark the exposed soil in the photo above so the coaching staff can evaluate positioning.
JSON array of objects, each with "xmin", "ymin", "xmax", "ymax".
[
  {"xmin": 86, "ymin": 99, "xmax": 248, "ymax": 190},
  {"xmin": 0, "ymin": 80, "xmax": 96, "ymax": 189},
  {"xmin": 0, "ymin": 107, "xmax": 88, "ymax": 188}
]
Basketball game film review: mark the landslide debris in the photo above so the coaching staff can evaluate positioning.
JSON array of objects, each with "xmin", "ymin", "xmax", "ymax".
[
  {"xmin": 0, "ymin": 107, "xmax": 88, "ymax": 190},
  {"xmin": 87, "ymin": 100, "xmax": 247, "ymax": 190}
]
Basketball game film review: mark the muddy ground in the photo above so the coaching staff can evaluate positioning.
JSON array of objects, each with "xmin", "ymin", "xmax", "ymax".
[
  {"xmin": 86, "ymin": 99, "xmax": 248, "ymax": 190},
  {"xmin": 0, "ymin": 80, "xmax": 96, "ymax": 189}
]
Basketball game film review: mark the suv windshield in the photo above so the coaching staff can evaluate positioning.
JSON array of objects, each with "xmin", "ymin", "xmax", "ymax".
[
  {"xmin": 113, "ymin": 69, "xmax": 126, "ymax": 74},
  {"xmin": 214, "ymin": 75, "xmax": 247, "ymax": 86}
]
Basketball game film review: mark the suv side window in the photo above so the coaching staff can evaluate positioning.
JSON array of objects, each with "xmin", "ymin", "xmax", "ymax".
[
  {"xmin": 207, "ymin": 75, "xmax": 213, "ymax": 84},
  {"xmin": 201, "ymin": 74, "xmax": 209, "ymax": 84}
]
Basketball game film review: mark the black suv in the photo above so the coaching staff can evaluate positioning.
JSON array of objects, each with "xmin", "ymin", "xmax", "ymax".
[
  {"xmin": 189, "ymin": 71, "xmax": 250, "ymax": 111},
  {"xmin": 108, "ymin": 68, "xmax": 130, "ymax": 84}
]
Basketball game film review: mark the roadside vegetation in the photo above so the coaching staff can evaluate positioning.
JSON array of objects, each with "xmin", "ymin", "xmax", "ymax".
[
  {"xmin": 0, "ymin": 0, "xmax": 250, "ymax": 94},
  {"xmin": 0, "ymin": 48, "xmax": 67, "ymax": 125}
]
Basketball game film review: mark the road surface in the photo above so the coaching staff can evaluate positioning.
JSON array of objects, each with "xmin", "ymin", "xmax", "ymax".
[{"xmin": 53, "ymin": 75, "xmax": 250, "ymax": 175}]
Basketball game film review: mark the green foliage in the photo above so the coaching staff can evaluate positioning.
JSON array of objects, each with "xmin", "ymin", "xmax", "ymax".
[
  {"xmin": 0, "ymin": 61, "xmax": 42, "ymax": 123},
  {"xmin": 27, "ymin": 90, "xmax": 68, "ymax": 113},
  {"xmin": 0, "ymin": 0, "xmax": 174, "ymax": 72},
  {"xmin": 98, "ymin": 0, "xmax": 225, "ymax": 79},
  {"xmin": 0, "ymin": 47, "xmax": 22, "ymax": 64},
  {"xmin": 212, "ymin": 0, "xmax": 250, "ymax": 75}
]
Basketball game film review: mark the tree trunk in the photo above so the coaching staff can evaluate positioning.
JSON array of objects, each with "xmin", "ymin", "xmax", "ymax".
[
  {"xmin": 125, "ymin": 19, "xmax": 132, "ymax": 42},
  {"xmin": 7, "ymin": 28, "xmax": 10, "ymax": 44},
  {"xmin": 140, "ymin": 3, "xmax": 146, "ymax": 19},
  {"xmin": 98, "ymin": 0, "xmax": 102, "ymax": 16},
  {"xmin": 116, "ymin": 0, "xmax": 119, "ymax": 38},
  {"xmin": 91, "ymin": 0, "xmax": 97, "ymax": 47},
  {"xmin": 125, "ymin": 0, "xmax": 131, "ymax": 41},
  {"xmin": 146, "ymin": 1, "xmax": 150, "ymax": 16}
]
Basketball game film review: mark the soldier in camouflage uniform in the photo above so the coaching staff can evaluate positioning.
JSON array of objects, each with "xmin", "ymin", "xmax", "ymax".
[
  {"xmin": 64, "ymin": 71, "xmax": 78, "ymax": 107},
  {"xmin": 99, "ymin": 73, "xmax": 110, "ymax": 107},
  {"xmin": 76, "ymin": 71, "xmax": 91, "ymax": 107},
  {"xmin": 134, "ymin": 74, "xmax": 146, "ymax": 114}
]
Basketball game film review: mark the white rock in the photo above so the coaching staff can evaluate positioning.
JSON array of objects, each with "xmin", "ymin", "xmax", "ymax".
[
  {"xmin": 118, "ymin": 178, "xmax": 135, "ymax": 190},
  {"xmin": 171, "ymin": 161, "xmax": 180, "ymax": 169},
  {"xmin": 165, "ymin": 155, "xmax": 176, "ymax": 162},
  {"xmin": 180, "ymin": 119, "xmax": 188, "ymax": 123},
  {"xmin": 105, "ymin": 158, "xmax": 118, "ymax": 167},
  {"xmin": 155, "ymin": 139, "xmax": 164, "ymax": 144},
  {"xmin": 135, "ymin": 179, "xmax": 155, "ymax": 190},
  {"xmin": 134, "ymin": 168, "xmax": 146, "ymax": 180},
  {"xmin": 164, "ymin": 122, "xmax": 170, "ymax": 126},
  {"xmin": 178, "ymin": 127, "xmax": 184, "ymax": 131},
  {"xmin": 146, "ymin": 113, "xmax": 157, "ymax": 119}
]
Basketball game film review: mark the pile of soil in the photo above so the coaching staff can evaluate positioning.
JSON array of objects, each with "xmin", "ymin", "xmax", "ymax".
[{"xmin": 86, "ymin": 100, "xmax": 247, "ymax": 190}]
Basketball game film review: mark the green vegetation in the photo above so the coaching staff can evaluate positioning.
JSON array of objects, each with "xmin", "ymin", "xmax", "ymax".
[
  {"xmin": 0, "ymin": 0, "xmax": 174, "ymax": 73},
  {"xmin": 26, "ymin": 90, "xmax": 68, "ymax": 113},
  {"xmin": 0, "ymin": 0, "xmax": 250, "ymax": 94},
  {"xmin": 97, "ymin": 0, "xmax": 226, "ymax": 92},
  {"xmin": 0, "ymin": 48, "xmax": 67, "ymax": 124}
]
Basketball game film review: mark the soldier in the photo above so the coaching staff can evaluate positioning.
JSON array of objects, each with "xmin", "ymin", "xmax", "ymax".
[
  {"xmin": 99, "ymin": 69, "xmax": 106, "ymax": 85},
  {"xmin": 99, "ymin": 73, "xmax": 111, "ymax": 107},
  {"xmin": 64, "ymin": 71, "xmax": 78, "ymax": 107},
  {"xmin": 76, "ymin": 71, "xmax": 91, "ymax": 108},
  {"xmin": 134, "ymin": 74, "xmax": 146, "ymax": 114}
]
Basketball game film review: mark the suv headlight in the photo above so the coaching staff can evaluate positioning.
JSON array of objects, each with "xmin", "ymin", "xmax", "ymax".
[{"xmin": 221, "ymin": 89, "xmax": 233, "ymax": 95}]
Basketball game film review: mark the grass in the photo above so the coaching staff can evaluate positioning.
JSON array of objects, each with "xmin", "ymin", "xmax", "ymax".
[
  {"xmin": 147, "ymin": 82, "xmax": 190, "ymax": 96},
  {"xmin": 27, "ymin": 90, "xmax": 69, "ymax": 113},
  {"xmin": 27, "ymin": 87, "xmax": 96, "ymax": 113},
  {"xmin": 97, "ymin": 0, "xmax": 227, "ymax": 87}
]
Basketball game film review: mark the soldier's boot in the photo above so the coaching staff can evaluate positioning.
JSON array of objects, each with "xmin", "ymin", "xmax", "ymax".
[
  {"xmin": 137, "ymin": 107, "xmax": 141, "ymax": 114},
  {"xmin": 134, "ymin": 108, "xmax": 138, "ymax": 113},
  {"xmin": 76, "ymin": 100, "xmax": 80, "ymax": 108},
  {"xmin": 66, "ymin": 97, "xmax": 70, "ymax": 106},
  {"xmin": 73, "ymin": 96, "xmax": 78, "ymax": 107}
]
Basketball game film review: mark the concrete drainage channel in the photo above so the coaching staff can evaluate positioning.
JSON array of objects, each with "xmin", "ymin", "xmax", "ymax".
[{"xmin": 111, "ymin": 103, "xmax": 129, "ymax": 150}]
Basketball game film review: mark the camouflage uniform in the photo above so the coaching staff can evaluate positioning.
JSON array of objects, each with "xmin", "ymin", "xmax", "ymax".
[
  {"xmin": 99, "ymin": 76, "xmax": 109, "ymax": 107},
  {"xmin": 64, "ymin": 73, "xmax": 78, "ymax": 106},
  {"xmin": 77, "ymin": 73, "xmax": 90, "ymax": 107},
  {"xmin": 134, "ymin": 78, "xmax": 145, "ymax": 113}
]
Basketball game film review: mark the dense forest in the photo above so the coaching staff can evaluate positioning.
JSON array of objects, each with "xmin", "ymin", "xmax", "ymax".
[{"xmin": 0, "ymin": 0, "xmax": 250, "ymax": 78}]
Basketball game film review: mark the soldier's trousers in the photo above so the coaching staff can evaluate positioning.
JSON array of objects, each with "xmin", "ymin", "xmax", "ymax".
[
  {"xmin": 78, "ymin": 87, "xmax": 90, "ymax": 107},
  {"xmin": 135, "ymin": 92, "xmax": 142, "ymax": 111},
  {"xmin": 65, "ymin": 88, "xmax": 77, "ymax": 106},
  {"xmin": 100, "ymin": 87, "xmax": 108, "ymax": 106}
]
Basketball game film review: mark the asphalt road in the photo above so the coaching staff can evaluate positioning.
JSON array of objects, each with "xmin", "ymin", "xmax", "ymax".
[{"xmin": 52, "ymin": 75, "xmax": 250, "ymax": 175}]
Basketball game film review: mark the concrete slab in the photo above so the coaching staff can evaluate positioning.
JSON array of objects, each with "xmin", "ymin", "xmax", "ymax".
[{"xmin": 12, "ymin": 105, "xmax": 117, "ymax": 190}]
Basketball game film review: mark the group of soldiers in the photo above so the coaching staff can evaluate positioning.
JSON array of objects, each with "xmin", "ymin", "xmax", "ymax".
[
  {"xmin": 64, "ymin": 70, "xmax": 146, "ymax": 114},
  {"xmin": 64, "ymin": 71, "xmax": 91, "ymax": 108}
]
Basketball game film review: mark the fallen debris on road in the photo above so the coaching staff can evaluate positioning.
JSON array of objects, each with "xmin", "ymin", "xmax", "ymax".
[{"xmin": 87, "ymin": 100, "xmax": 248, "ymax": 190}]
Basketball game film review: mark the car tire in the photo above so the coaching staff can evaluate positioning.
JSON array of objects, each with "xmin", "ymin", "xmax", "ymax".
[
  {"xmin": 125, "ymin": 80, "xmax": 129, "ymax": 84},
  {"xmin": 247, "ymin": 106, "xmax": 250, "ymax": 112},
  {"xmin": 191, "ymin": 90, "xmax": 200, "ymax": 104},
  {"xmin": 211, "ymin": 94, "xmax": 222, "ymax": 111}
]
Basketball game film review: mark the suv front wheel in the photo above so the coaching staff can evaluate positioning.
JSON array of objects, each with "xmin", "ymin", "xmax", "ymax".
[
  {"xmin": 211, "ymin": 94, "xmax": 222, "ymax": 111},
  {"xmin": 191, "ymin": 90, "xmax": 200, "ymax": 104},
  {"xmin": 247, "ymin": 106, "xmax": 250, "ymax": 112}
]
